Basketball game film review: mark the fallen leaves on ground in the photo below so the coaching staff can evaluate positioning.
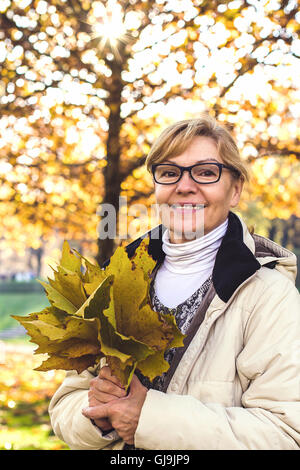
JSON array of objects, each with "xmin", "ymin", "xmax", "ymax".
[{"xmin": 0, "ymin": 342, "xmax": 68, "ymax": 450}]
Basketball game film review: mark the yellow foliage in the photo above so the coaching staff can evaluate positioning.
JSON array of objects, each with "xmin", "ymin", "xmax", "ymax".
[
  {"xmin": 13, "ymin": 240, "xmax": 185, "ymax": 389},
  {"xmin": 0, "ymin": 0, "xmax": 299, "ymax": 260}
]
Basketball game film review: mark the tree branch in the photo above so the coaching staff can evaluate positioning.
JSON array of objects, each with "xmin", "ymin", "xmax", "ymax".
[
  {"xmin": 121, "ymin": 155, "xmax": 147, "ymax": 180},
  {"xmin": 125, "ymin": 188, "xmax": 154, "ymax": 205},
  {"xmin": 248, "ymin": 149, "xmax": 300, "ymax": 162}
]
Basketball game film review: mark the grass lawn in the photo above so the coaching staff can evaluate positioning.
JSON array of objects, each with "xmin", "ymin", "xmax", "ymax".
[
  {"xmin": 0, "ymin": 425, "xmax": 69, "ymax": 450},
  {"xmin": 0, "ymin": 292, "xmax": 49, "ymax": 331},
  {"xmin": 0, "ymin": 285, "xmax": 69, "ymax": 449}
]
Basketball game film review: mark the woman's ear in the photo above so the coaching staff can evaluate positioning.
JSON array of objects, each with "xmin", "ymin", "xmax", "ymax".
[{"xmin": 230, "ymin": 177, "xmax": 244, "ymax": 208}]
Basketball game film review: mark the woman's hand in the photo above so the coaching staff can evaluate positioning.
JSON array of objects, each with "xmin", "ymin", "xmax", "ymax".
[
  {"xmin": 87, "ymin": 366, "xmax": 127, "ymax": 432},
  {"xmin": 82, "ymin": 372, "xmax": 147, "ymax": 445}
]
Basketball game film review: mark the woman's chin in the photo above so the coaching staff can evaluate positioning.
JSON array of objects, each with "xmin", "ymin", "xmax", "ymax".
[
  {"xmin": 169, "ymin": 223, "xmax": 205, "ymax": 243},
  {"xmin": 162, "ymin": 208, "xmax": 206, "ymax": 242}
]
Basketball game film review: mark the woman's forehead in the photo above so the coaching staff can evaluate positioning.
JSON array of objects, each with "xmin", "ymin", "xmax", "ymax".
[{"xmin": 161, "ymin": 136, "xmax": 222, "ymax": 164}]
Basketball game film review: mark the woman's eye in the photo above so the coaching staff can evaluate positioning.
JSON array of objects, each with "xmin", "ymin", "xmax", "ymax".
[
  {"xmin": 162, "ymin": 171, "xmax": 177, "ymax": 177},
  {"xmin": 194, "ymin": 169, "xmax": 214, "ymax": 177},
  {"xmin": 193, "ymin": 165, "xmax": 219, "ymax": 178}
]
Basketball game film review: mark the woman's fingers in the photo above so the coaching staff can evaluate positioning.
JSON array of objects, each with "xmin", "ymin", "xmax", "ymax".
[
  {"xmin": 88, "ymin": 387, "xmax": 123, "ymax": 404},
  {"xmin": 90, "ymin": 377, "xmax": 126, "ymax": 397},
  {"xmin": 88, "ymin": 366, "xmax": 126, "ymax": 406},
  {"xmin": 85, "ymin": 367, "xmax": 126, "ymax": 434},
  {"xmin": 98, "ymin": 366, "xmax": 124, "ymax": 388}
]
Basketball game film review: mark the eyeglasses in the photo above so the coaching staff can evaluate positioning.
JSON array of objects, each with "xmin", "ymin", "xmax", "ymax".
[{"xmin": 152, "ymin": 162, "xmax": 240, "ymax": 185}]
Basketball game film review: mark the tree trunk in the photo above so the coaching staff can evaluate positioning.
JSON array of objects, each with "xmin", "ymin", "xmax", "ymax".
[
  {"xmin": 29, "ymin": 245, "xmax": 43, "ymax": 277},
  {"xmin": 96, "ymin": 58, "xmax": 124, "ymax": 267}
]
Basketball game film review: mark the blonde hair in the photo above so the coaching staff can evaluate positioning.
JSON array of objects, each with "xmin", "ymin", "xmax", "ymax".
[{"xmin": 146, "ymin": 114, "xmax": 249, "ymax": 182}]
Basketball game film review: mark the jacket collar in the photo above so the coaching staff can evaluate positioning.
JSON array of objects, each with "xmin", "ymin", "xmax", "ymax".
[
  {"xmin": 212, "ymin": 212, "xmax": 261, "ymax": 302},
  {"xmin": 125, "ymin": 211, "xmax": 261, "ymax": 303}
]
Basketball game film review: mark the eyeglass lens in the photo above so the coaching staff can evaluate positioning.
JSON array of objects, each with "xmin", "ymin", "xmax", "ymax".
[{"xmin": 154, "ymin": 163, "xmax": 221, "ymax": 184}]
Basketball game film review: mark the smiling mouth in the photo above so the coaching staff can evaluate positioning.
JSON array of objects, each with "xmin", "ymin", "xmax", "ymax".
[{"xmin": 171, "ymin": 204, "xmax": 207, "ymax": 210}]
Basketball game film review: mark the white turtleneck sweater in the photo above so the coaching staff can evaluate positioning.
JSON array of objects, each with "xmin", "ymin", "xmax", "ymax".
[{"xmin": 154, "ymin": 218, "xmax": 228, "ymax": 308}]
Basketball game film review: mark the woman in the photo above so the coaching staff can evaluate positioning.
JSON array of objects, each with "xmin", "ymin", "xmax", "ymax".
[{"xmin": 49, "ymin": 115, "xmax": 300, "ymax": 450}]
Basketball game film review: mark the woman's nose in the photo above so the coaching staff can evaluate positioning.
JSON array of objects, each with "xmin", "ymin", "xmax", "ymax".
[{"xmin": 175, "ymin": 170, "xmax": 198, "ymax": 193}]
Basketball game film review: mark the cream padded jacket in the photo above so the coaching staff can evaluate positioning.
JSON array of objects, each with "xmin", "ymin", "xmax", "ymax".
[{"xmin": 49, "ymin": 214, "xmax": 300, "ymax": 450}]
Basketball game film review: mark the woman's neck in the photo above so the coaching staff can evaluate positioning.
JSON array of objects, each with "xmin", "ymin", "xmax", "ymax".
[{"xmin": 162, "ymin": 218, "xmax": 228, "ymax": 275}]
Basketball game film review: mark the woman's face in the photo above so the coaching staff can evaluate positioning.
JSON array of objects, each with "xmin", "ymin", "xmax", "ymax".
[{"xmin": 154, "ymin": 135, "xmax": 243, "ymax": 243}]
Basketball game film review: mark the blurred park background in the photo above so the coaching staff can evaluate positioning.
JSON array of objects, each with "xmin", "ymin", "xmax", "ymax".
[{"xmin": 0, "ymin": 0, "xmax": 300, "ymax": 450}]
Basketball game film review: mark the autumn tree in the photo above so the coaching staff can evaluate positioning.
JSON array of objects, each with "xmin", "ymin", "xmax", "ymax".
[{"xmin": 0, "ymin": 0, "xmax": 300, "ymax": 266}]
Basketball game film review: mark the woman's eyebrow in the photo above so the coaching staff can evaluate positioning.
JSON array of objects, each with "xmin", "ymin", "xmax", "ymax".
[{"xmin": 163, "ymin": 158, "xmax": 220, "ymax": 164}]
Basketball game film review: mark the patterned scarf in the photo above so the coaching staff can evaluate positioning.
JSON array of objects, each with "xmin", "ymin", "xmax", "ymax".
[{"xmin": 135, "ymin": 275, "xmax": 212, "ymax": 391}]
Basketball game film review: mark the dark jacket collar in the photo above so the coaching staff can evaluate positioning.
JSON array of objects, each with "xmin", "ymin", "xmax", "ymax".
[
  {"xmin": 212, "ymin": 212, "xmax": 261, "ymax": 302},
  {"xmin": 123, "ymin": 211, "xmax": 261, "ymax": 303}
]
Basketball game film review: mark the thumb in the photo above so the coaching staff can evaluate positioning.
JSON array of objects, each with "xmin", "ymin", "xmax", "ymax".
[
  {"xmin": 82, "ymin": 403, "xmax": 110, "ymax": 420},
  {"xmin": 128, "ymin": 374, "xmax": 143, "ymax": 394}
]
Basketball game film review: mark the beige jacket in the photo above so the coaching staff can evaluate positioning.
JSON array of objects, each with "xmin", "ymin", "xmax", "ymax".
[{"xmin": 49, "ymin": 213, "xmax": 300, "ymax": 450}]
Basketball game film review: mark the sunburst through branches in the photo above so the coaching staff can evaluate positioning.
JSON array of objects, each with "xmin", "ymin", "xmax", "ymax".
[{"xmin": 88, "ymin": 0, "xmax": 133, "ymax": 61}]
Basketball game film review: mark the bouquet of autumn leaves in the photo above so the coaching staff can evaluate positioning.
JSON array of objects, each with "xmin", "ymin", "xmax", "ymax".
[{"xmin": 12, "ymin": 239, "xmax": 185, "ymax": 389}]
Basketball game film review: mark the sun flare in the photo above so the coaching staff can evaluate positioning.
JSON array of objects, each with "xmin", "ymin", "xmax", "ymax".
[{"xmin": 90, "ymin": 0, "xmax": 128, "ymax": 56}]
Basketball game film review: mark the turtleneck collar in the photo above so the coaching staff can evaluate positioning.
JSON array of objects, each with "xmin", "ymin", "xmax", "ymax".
[{"xmin": 162, "ymin": 218, "xmax": 229, "ymax": 275}]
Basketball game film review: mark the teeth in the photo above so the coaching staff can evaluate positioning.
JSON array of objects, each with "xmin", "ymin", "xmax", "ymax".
[{"xmin": 172, "ymin": 204, "xmax": 206, "ymax": 209}]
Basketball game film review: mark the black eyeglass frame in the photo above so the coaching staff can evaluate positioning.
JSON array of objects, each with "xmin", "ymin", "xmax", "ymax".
[{"xmin": 151, "ymin": 162, "xmax": 240, "ymax": 185}]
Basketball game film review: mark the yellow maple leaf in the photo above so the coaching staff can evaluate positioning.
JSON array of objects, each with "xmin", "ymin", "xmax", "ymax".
[{"xmin": 12, "ymin": 239, "xmax": 185, "ymax": 389}]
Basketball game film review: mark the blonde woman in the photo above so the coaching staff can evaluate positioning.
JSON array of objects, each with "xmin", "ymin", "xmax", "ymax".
[{"xmin": 49, "ymin": 115, "xmax": 300, "ymax": 450}]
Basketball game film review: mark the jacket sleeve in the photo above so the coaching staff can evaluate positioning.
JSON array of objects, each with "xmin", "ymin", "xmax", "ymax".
[
  {"xmin": 48, "ymin": 368, "xmax": 122, "ymax": 450},
  {"xmin": 135, "ymin": 276, "xmax": 300, "ymax": 450}
]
